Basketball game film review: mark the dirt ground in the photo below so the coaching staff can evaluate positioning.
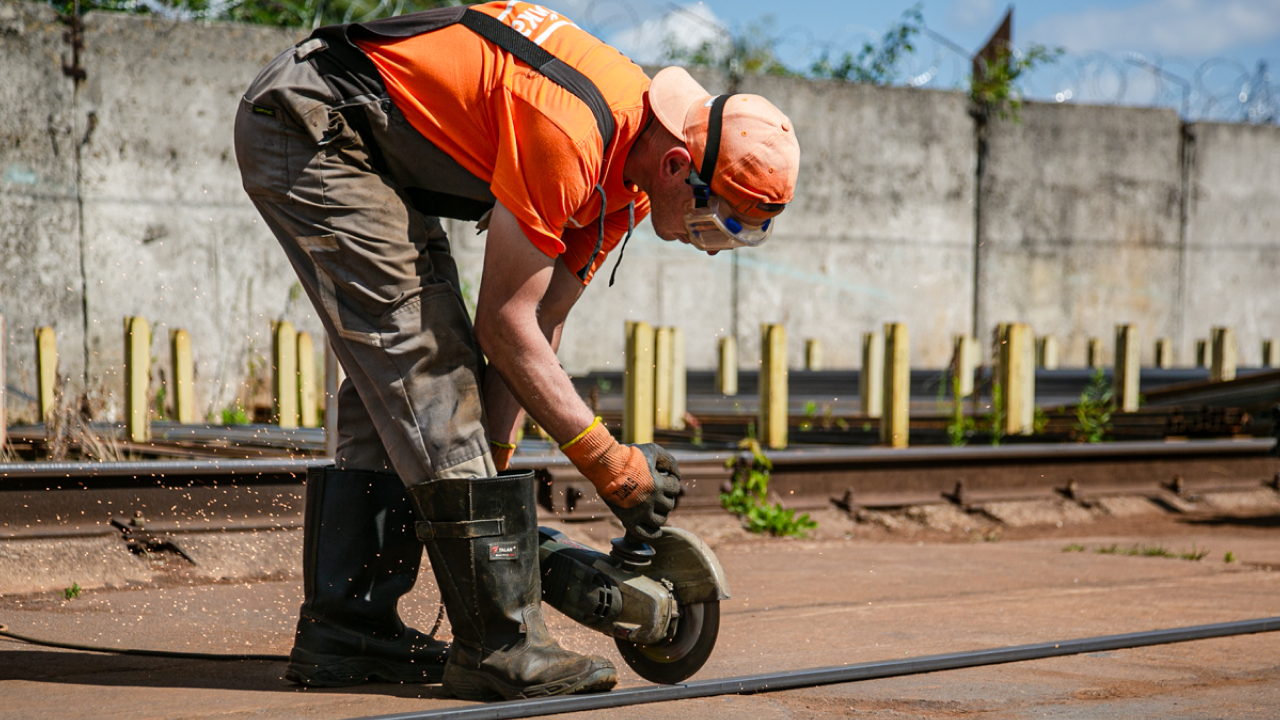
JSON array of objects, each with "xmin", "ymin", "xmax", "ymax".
[{"xmin": 1, "ymin": 496, "xmax": 1278, "ymax": 719}]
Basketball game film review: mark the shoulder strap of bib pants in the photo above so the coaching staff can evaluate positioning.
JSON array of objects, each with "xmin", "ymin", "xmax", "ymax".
[{"xmin": 308, "ymin": 7, "xmax": 632, "ymax": 282}]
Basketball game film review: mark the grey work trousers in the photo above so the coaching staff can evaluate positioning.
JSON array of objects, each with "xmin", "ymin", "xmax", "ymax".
[{"xmin": 233, "ymin": 43, "xmax": 495, "ymax": 484}]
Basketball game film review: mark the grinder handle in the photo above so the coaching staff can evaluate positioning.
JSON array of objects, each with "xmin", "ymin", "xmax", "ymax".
[{"xmin": 610, "ymin": 531, "xmax": 656, "ymax": 567}]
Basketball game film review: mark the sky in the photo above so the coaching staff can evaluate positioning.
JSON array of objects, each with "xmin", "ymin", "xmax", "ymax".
[{"xmin": 547, "ymin": 0, "xmax": 1280, "ymax": 117}]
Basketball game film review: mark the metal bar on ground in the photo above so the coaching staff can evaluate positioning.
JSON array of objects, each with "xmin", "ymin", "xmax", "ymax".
[{"xmin": 354, "ymin": 617, "xmax": 1280, "ymax": 720}]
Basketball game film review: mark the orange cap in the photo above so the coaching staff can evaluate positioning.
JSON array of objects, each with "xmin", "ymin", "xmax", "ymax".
[{"xmin": 649, "ymin": 66, "xmax": 800, "ymax": 221}]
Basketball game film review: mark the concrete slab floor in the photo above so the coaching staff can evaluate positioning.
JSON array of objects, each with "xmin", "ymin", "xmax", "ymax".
[{"xmin": 1, "ymin": 509, "xmax": 1277, "ymax": 720}]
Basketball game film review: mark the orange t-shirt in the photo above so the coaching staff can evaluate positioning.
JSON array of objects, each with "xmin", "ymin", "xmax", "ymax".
[{"xmin": 355, "ymin": 1, "xmax": 652, "ymax": 283}]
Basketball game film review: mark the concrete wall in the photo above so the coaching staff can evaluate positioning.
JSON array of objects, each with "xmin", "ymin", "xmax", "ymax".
[
  {"xmin": 1, "ymin": 3, "xmax": 83, "ymax": 416},
  {"xmin": 1, "ymin": 4, "xmax": 312, "ymax": 422},
  {"xmin": 976, "ymin": 102, "xmax": 1185, "ymax": 367},
  {"xmin": 736, "ymin": 75, "xmax": 976, "ymax": 369},
  {"xmin": 2, "ymin": 3, "xmax": 1278, "ymax": 422},
  {"xmin": 1182, "ymin": 121, "xmax": 1280, "ymax": 366}
]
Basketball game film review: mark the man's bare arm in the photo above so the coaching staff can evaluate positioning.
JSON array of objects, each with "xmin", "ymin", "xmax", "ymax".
[{"xmin": 474, "ymin": 202, "xmax": 593, "ymax": 444}]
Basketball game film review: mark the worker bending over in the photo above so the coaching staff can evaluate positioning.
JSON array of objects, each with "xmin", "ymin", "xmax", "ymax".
[{"xmin": 234, "ymin": 0, "xmax": 799, "ymax": 702}]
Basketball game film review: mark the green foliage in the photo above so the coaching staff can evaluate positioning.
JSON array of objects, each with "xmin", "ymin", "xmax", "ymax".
[
  {"xmin": 62, "ymin": 583, "xmax": 81, "ymax": 600},
  {"xmin": 986, "ymin": 379, "xmax": 1006, "ymax": 446},
  {"xmin": 663, "ymin": 18, "xmax": 795, "ymax": 79},
  {"xmin": 46, "ymin": 0, "xmax": 475, "ymax": 29},
  {"xmin": 1224, "ymin": 550, "xmax": 1237, "ymax": 563},
  {"xmin": 970, "ymin": 43, "xmax": 1063, "ymax": 121},
  {"xmin": 1073, "ymin": 368, "xmax": 1115, "ymax": 443},
  {"xmin": 154, "ymin": 384, "xmax": 168, "ymax": 421},
  {"xmin": 720, "ymin": 439, "xmax": 817, "ymax": 537},
  {"xmin": 945, "ymin": 374, "xmax": 975, "ymax": 447},
  {"xmin": 1032, "ymin": 405, "xmax": 1049, "ymax": 435},
  {"xmin": 1061, "ymin": 543, "xmax": 1085, "ymax": 553},
  {"xmin": 810, "ymin": 4, "xmax": 924, "ymax": 85},
  {"xmin": 1095, "ymin": 543, "xmax": 1209, "ymax": 561},
  {"xmin": 798, "ymin": 400, "xmax": 817, "ymax": 432},
  {"xmin": 218, "ymin": 400, "xmax": 251, "ymax": 426}
]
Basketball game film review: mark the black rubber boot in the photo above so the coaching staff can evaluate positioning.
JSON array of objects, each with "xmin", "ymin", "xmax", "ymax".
[
  {"xmin": 286, "ymin": 466, "xmax": 449, "ymax": 687},
  {"xmin": 407, "ymin": 470, "xmax": 617, "ymax": 701}
]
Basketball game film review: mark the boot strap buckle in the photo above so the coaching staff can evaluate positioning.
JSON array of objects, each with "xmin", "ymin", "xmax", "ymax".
[{"xmin": 416, "ymin": 519, "xmax": 504, "ymax": 540}]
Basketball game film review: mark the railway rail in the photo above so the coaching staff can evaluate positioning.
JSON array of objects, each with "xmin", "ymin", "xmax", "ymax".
[{"xmin": 2, "ymin": 438, "xmax": 1276, "ymax": 539}]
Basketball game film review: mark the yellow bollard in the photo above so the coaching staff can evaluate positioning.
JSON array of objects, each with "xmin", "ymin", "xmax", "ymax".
[
  {"xmin": 861, "ymin": 331, "xmax": 884, "ymax": 418},
  {"xmin": 805, "ymin": 338, "xmax": 824, "ymax": 371},
  {"xmin": 1154, "ymin": 337, "xmax": 1173, "ymax": 369},
  {"xmin": 670, "ymin": 327, "xmax": 687, "ymax": 431},
  {"xmin": 999, "ymin": 323, "xmax": 1034, "ymax": 435},
  {"xmin": 124, "ymin": 316, "xmax": 151, "ymax": 443},
  {"xmin": 653, "ymin": 327, "xmax": 672, "ymax": 430},
  {"xmin": 1087, "ymin": 337, "xmax": 1103, "ymax": 369},
  {"xmin": 170, "ymin": 329, "xmax": 195, "ymax": 424},
  {"xmin": 297, "ymin": 331, "xmax": 319, "ymax": 428},
  {"xmin": 1210, "ymin": 327, "xmax": 1236, "ymax": 382},
  {"xmin": 623, "ymin": 321, "xmax": 654, "ymax": 444},
  {"xmin": 952, "ymin": 334, "xmax": 976, "ymax": 397},
  {"xmin": 34, "ymin": 326, "xmax": 57, "ymax": 421},
  {"xmin": 324, "ymin": 340, "xmax": 340, "ymax": 457},
  {"xmin": 273, "ymin": 321, "xmax": 299, "ymax": 429},
  {"xmin": 880, "ymin": 322, "xmax": 908, "ymax": 448},
  {"xmin": 759, "ymin": 323, "xmax": 788, "ymax": 450},
  {"xmin": 1115, "ymin": 324, "xmax": 1140, "ymax": 412},
  {"xmin": 717, "ymin": 336, "xmax": 738, "ymax": 396},
  {"xmin": 1036, "ymin": 335, "xmax": 1059, "ymax": 370},
  {"xmin": 0, "ymin": 315, "xmax": 5, "ymax": 452}
]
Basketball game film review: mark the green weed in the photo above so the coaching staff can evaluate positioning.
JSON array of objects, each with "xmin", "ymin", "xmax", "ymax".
[
  {"xmin": 62, "ymin": 583, "xmax": 81, "ymax": 600},
  {"xmin": 1062, "ymin": 543, "xmax": 1085, "ymax": 553},
  {"xmin": 721, "ymin": 439, "xmax": 817, "ymax": 538},
  {"xmin": 1094, "ymin": 543, "xmax": 1208, "ymax": 561},
  {"xmin": 1224, "ymin": 551, "xmax": 1237, "ymax": 563},
  {"xmin": 218, "ymin": 401, "xmax": 251, "ymax": 426},
  {"xmin": 1073, "ymin": 368, "xmax": 1115, "ymax": 443}
]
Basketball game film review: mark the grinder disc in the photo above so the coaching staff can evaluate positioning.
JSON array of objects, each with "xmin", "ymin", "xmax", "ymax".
[{"xmin": 614, "ymin": 601, "xmax": 720, "ymax": 684}]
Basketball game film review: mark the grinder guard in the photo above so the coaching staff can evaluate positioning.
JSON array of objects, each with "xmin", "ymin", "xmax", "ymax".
[{"xmin": 538, "ymin": 526, "xmax": 730, "ymax": 683}]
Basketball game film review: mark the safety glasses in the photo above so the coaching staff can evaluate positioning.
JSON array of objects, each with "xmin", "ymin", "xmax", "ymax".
[{"xmin": 684, "ymin": 195, "xmax": 774, "ymax": 251}]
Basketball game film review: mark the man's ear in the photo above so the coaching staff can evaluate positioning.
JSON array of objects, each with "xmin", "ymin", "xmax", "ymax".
[{"xmin": 660, "ymin": 146, "xmax": 692, "ymax": 182}]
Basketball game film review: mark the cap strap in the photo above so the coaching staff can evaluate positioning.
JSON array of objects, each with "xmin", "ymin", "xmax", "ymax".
[{"xmin": 695, "ymin": 94, "xmax": 732, "ymax": 208}]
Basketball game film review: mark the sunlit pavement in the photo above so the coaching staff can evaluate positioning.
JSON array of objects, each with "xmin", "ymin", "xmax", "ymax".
[{"xmin": 2, "ymin": 510, "xmax": 1279, "ymax": 720}]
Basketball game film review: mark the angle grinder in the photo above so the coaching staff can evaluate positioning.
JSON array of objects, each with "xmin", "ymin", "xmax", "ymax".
[{"xmin": 538, "ymin": 525, "xmax": 730, "ymax": 684}]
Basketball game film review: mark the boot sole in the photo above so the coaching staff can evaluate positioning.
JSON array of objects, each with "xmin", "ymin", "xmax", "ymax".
[
  {"xmin": 287, "ymin": 650, "xmax": 446, "ymax": 687},
  {"xmin": 444, "ymin": 664, "xmax": 618, "ymax": 701}
]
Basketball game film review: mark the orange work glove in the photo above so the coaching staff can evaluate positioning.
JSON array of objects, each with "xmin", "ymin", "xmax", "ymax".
[
  {"xmin": 559, "ymin": 418, "xmax": 652, "ymax": 507},
  {"xmin": 489, "ymin": 439, "xmax": 516, "ymax": 472}
]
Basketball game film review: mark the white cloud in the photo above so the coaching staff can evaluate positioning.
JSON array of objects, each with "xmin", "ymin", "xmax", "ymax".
[
  {"xmin": 607, "ymin": 3, "xmax": 727, "ymax": 64},
  {"xmin": 1026, "ymin": 0, "xmax": 1280, "ymax": 56}
]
